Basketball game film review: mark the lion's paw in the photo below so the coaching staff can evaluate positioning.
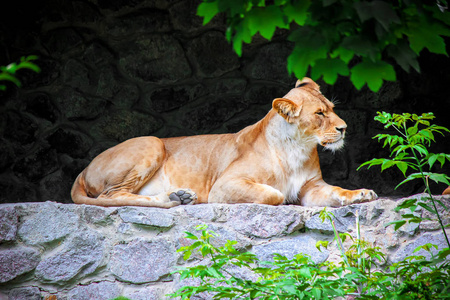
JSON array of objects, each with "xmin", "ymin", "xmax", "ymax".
[
  {"xmin": 350, "ymin": 189, "xmax": 377, "ymax": 204},
  {"xmin": 169, "ymin": 189, "xmax": 197, "ymax": 205}
]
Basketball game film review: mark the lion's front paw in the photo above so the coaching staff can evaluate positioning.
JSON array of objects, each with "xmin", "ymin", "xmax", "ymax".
[
  {"xmin": 169, "ymin": 189, "xmax": 197, "ymax": 205},
  {"xmin": 349, "ymin": 189, "xmax": 377, "ymax": 204}
]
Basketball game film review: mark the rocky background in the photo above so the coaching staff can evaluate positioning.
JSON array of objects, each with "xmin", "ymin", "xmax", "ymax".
[
  {"xmin": 1, "ymin": 196, "xmax": 449, "ymax": 299},
  {"xmin": 1, "ymin": 0, "xmax": 450, "ymax": 204}
]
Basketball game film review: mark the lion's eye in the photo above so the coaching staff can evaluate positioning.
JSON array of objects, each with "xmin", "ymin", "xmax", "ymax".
[{"xmin": 316, "ymin": 111, "xmax": 324, "ymax": 116}]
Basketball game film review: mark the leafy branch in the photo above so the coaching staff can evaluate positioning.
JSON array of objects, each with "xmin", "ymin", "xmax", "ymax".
[
  {"xmin": 0, "ymin": 55, "xmax": 40, "ymax": 91},
  {"xmin": 358, "ymin": 111, "xmax": 450, "ymax": 248},
  {"xmin": 197, "ymin": 0, "xmax": 450, "ymax": 92}
]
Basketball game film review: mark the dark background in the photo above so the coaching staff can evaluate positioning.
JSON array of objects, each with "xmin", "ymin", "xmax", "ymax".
[{"xmin": 1, "ymin": 0, "xmax": 449, "ymax": 204}]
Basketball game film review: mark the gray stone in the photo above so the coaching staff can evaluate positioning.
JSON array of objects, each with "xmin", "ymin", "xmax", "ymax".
[
  {"xmin": 12, "ymin": 146, "xmax": 59, "ymax": 181},
  {"xmin": 145, "ymin": 84, "xmax": 204, "ymax": 113},
  {"xmin": 169, "ymin": 0, "xmax": 224, "ymax": 33},
  {"xmin": 111, "ymin": 238, "xmax": 176, "ymax": 283},
  {"xmin": 176, "ymin": 223, "xmax": 252, "ymax": 256},
  {"xmin": 83, "ymin": 206, "xmax": 116, "ymax": 225},
  {"xmin": 244, "ymin": 42, "xmax": 294, "ymax": 83},
  {"xmin": 91, "ymin": 110, "xmax": 162, "ymax": 142},
  {"xmin": 305, "ymin": 205, "xmax": 362, "ymax": 233},
  {"xmin": 106, "ymin": 9, "xmax": 171, "ymax": 37},
  {"xmin": 181, "ymin": 95, "xmax": 249, "ymax": 133},
  {"xmin": 392, "ymin": 232, "xmax": 450, "ymax": 263},
  {"xmin": 8, "ymin": 287, "xmax": 41, "ymax": 300},
  {"xmin": 63, "ymin": 59, "xmax": 90, "ymax": 91},
  {"xmin": 0, "ymin": 247, "xmax": 40, "ymax": 283},
  {"xmin": 353, "ymin": 81, "xmax": 402, "ymax": 109},
  {"xmin": 18, "ymin": 203, "xmax": 79, "ymax": 245},
  {"xmin": 55, "ymin": 88, "xmax": 106, "ymax": 120},
  {"xmin": 46, "ymin": 127, "xmax": 93, "ymax": 159},
  {"xmin": 244, "ymin": 84, "xmax": 287, "ymax": 105},
  {"xmin": 66, "ymin": 281, "xmax": 120, "ymax": 300},
  {"xmin": 35, "ymin": 229, "xmax": 105, "ymax": 283},
  {"xmin": 0, "ymin": 206, "xmax": 18, "ymax": 242},
  {"xmin": 43, "ymin": 28, "xmax": 83, "ymax": 56},
  {"xmin": 82, "ymin": 42, "xmax": 115, "ymax": 68},
  {"xmin": 253, "ymin": 234, "xmax": 330, "ymax": 264},
  {"xmin": 228, "ymin": 204, "xmax": 304, "ymax": 238},
  {"xmin": 213, "ymin": 78, "xmax": 247, "ymax": 96},
  {"xmin": 118, "ymin": 34, "xmax": 191, "ymax": 83},
  {"xmin": 183, "ymin": 205, "xmax": 218, "ymax": 222},
  {"xmin": 187, "ymin": 31, "xmax": 240, "ymax": 78},
  {"xmin": 124, "ymin": 286, "xmax": 164, "ymax": 300},
  {"xmin": 118, "ymin": 207, "xmax": 175, "ymax": 228}
]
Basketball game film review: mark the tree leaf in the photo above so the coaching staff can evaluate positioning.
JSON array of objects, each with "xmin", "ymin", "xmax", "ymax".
[
  {"xmin": 197, "ymin": 0, "xmax": 219, "ymax": 25},
  {"xmin": 283, "ymin": 0, "xmax": 311, "ymax": 26},
  {"xmin": 354, "ymin": 1, "xmax": 400, "ymax": 31},
  {"xmin": 311, "ymin": 57, "xmax": 349, "ymax": 84},
  {"xmin": 386, "ymin": 40, "xmax": 420, "ymax": 73},
  {"xmin": 247, "ymin": 6, "xmax": 288, "ymax": 40},
  {"xmin": 350, "ymin": 60, "xmax": 396, "ymax": 92},
  {"xmin": 407, "ymin": 22, "xmax": 450, "ymax": 55},
  {"xmin": 386, "ymin": 220, "xmax": 407, "ymax": 230},
  {"xmin": 428, "ymin": 173, "xmax": 450, "ymax": 185}
]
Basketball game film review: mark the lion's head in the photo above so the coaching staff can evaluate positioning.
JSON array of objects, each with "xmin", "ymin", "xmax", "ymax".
[{"xmin": 272, "ymin": 77, "xmax": 347, "ymax": 151}]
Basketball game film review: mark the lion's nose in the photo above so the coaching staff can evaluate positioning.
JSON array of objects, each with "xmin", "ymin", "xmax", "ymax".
[{"xmin": 336, "ymin": 125, "xmax": 346, "ymax": 134}]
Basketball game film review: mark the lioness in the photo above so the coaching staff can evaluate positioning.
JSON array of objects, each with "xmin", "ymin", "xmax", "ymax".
[{"xmin": 71, "ymin": 78, "xmax": 377, "ymax": 208}]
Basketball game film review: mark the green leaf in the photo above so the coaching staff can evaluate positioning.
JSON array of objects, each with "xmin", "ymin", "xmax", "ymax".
[
  {"xmin": 0, "ymin": 73, "xmax": 21, "ymax": 87},
  {"xmin": 413, "ymin": 243, "xmax": 438, "ymax": 253},
  {"xmin": 395, "ymin": 198, "xmax": 418, "ymax": 212},
  {"xmin": 283, "ymin": 0, "xmax": 310, "ymax": 26},
  {"xmin": 299, "ymin": 267, "xmax": 312, "ymax": 278},
  {"xmin": 395, "ymin": 173, "xmax": 423, "ymax": 189},
  {"xmin": 354, "ymin": 1, "xmax": 400, "ymax": 31},
  {"xmin": 407, "ymin": 23, "xmax": 450, "ymax": 55},
  {"xmin": 184, "ymin": 232, "xmax": 198, "ymax": 240},
  {"xmin": 197, "ymin": 1, "xmax": 219, "ymax": 25},
  {"xmin": 287, "ymin": 43, "xmax": 327, "ymax": 80},
  {"xmin": 330, "ymin": 47, "xmax": 354, "ymax": 64},
  {"xmin": 16, "ymin": 61, "xmax": 41, "ymax": 73},
  {"xmin": 428, "ymin": 173, "xmax": 450, "ymax": 185},
  {"xmin": 350, "ymin": 60, "xmax": 396, "ymax": 92},
  {"xmin": 247, "ymin": 6, "xmax": 288, "ymax": 40},
  {"xmin": 386, "ymin": 40, "xmax": 420, "ymax": 73},
  {"xmin": 386, "ymin": 220, "xmax": 407, "ymax": 230},
  {"xmin": 316, "ymin": 240, "xmax": 329, "ymax": 252},
  {"xmin": 407, "ymin": 125, "xmax": 418, "ymax": 135},
  {"xmin": 417, "ymin": 202, "xmax": 436, "ymax": 214},
  {"xmin": 231, "ymin": 20, "xmax": 252, "ymax": 56},
  {"xmin": 311, "ymin": 57, "xmax": 349, "ymax": 84},
  {"xmin": 396, "ymin": 161, "xmax": 409, "ymax": 177}
]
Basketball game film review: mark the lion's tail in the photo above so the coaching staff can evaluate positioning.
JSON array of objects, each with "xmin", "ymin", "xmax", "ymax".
[{"xmin": 71, "ymin": 172, "xmax": 96, "ymax": 205}]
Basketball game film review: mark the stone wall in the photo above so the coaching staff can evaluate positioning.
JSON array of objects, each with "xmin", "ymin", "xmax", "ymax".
[
  {"xmin": 1, "ymin": 196, "xmax": 449, "ymax": 299},
  {"xmin": 1, "ymin": 0, "xmax": 450, "ymax": 204}
]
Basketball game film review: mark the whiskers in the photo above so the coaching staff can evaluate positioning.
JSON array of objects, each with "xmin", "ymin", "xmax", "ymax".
[{"xmin": 330, "ymin": 96, "xmax": 340, "ymax": 106}]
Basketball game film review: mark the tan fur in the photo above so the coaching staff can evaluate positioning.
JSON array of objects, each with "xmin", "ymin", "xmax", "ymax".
[
  {"xmin": 71, "ymin": 78, "xmax": 377, "ymax": 208},
  {"xmin": 443, "ymin": 186, "xmax": 450, "ymax": 195}
]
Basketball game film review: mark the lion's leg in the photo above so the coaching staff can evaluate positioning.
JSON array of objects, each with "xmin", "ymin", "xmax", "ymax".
[
  {"xmin": 95, "ymin": 189, "xmax": 196, "ymax": 208},
  {"xmin": 76, "ymin": 137, "xmax": 197, "ymax": 208},
  {"xmin": 208, "ymin": 178, "xmax": 285, "ymax": 205},
  {"xmin": 299, "ymin": 179, "xmax": 377, "ymax": 207}
]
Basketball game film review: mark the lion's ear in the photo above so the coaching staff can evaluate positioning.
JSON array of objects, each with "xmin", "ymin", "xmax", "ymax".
[
  {"xmin": 295, "ymin": 77, "xmax": 320, "ymax": 90},
  {"xmin": 273, "ymin": 98, "xmax": 301, "ymax": 123}
]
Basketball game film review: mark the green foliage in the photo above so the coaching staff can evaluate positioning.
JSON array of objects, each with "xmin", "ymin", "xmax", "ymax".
[
  {"xmin": 0, "ymin": 55, "xmax": 40, "ymax": 91},
  {"xmin": 358, "ymin": 111, "xmax": 450, "ymax": 248},
  {"xmin": 109, "ymin": 297, "xmax": 131, "ymax": 300},
  {"xmin": 197, "ymin": 0, "xmax": 450, "ymax": 91},
  {"xmin": 169, "ymin": 223, "xmax": 450, "ymax": 299}
]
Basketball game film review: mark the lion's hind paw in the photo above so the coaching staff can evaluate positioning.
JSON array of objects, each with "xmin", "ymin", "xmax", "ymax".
[
  {"xmin": 352, "ymin": 189, "xmax": 378, "ymax": 204},
  {"xmin": 169, "ymin": 189, "xmax": 197, "ymax": 205}
]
